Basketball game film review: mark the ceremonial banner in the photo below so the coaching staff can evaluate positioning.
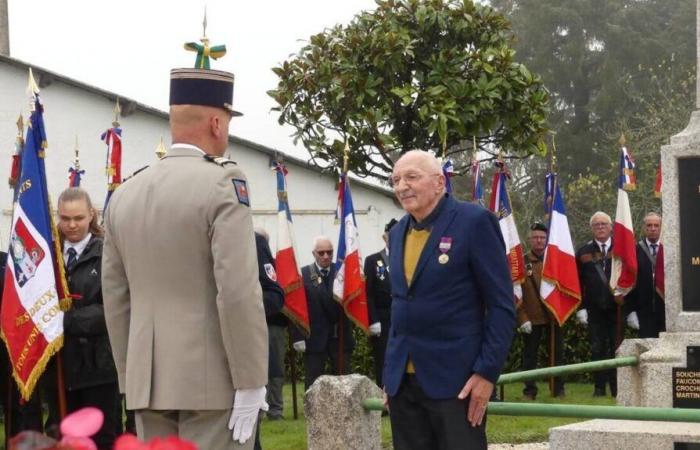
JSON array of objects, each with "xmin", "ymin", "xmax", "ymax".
[
  {"xmin": 441, "ymin": 159, "xmax": 454, "ymax": 194},
  {"xmin": 471, "ymin": 159, "xmax": 483, "ymax": 205},
  {"xmin": 1, "ymin": 81, "xmax": 68, "ymax": 400},
  {"xmin": 489, "ymin": 161, "xmax": 526, "ymax": 305},
  {"xmin": 333, "ymin": 174, "xmax": 369, "ymax": 333},
  {"xmin": 101, "ymin": 125, "xmax": 122, "ymax": 213},
  {"xmin": 540, "ymin": 173, "xmax": 581, "ymax": 325},
  {"xmin": 655, "ymin": 243, "xmax": 664, "ymax": 300},
  {"xmin": 272, "ymin": 162, "xmax": 310, "ymax": 336},
  {"xmin": 610, "ymin": 145, "xmax": 638, "ymax": 295},
  {"xmin": 654, "ymin": 160, "xmax": 662, "ymax": 199}
]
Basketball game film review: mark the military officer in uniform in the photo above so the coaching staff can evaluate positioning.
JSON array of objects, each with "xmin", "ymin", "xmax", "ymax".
[
  {"xmin": 576, "ymin": 211, "xmax": 617, "ymax": 397},
  {"xmin": 517, "ymin": 222, "xmax": 565, "ymax": 400},
  {"xmin": 364, "ymin": 219, "xmax": 397, "ymax": 386},
  {"xmin": 102, "ymin": 67, "xmax": 268, "ymax": 449}
]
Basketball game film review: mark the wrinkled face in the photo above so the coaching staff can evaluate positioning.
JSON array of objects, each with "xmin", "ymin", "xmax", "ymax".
[
  {"xmin": 590, "ymin": 214, "xmax": 612, "ymax": 242},
  {"xmin": 528, "ymin": 229, "xmax": 548, "ymax": 254},
  {"xmin": 58, "ymin": 199, "xmax": 93, "ymax": 244},
  {"xmin": 391, "ymin": 154, "xmax": 445, "ymax": 221},
  {"xmin": 643, "ymin": 216, "xmax": 661, "ymax": 242},
  {"xmin": 312, "ymin": 239, "xmax": 334, "ymax": 269}
]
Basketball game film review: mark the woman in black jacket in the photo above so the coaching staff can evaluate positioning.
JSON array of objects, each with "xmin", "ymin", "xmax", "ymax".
[{"xmin": 57, "ymin": 187, "xmax": 119, "ymax": 449}]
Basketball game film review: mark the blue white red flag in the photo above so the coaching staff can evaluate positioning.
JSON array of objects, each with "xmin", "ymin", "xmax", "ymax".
[
  {"xmin": 441, "ymin": 159, "xmax": 454, "ymax": 193},
  {"xmin": 68, "ymin": 167, "xmax": 84, "ymax": 187},
  {"xmin": 611, "ymin": 145, "xmax": 637, "ymax": 295},
  {"xmin": 272, "ymin": 162, "xmax": 310, "ymax": 336},
  {"xmin": 101, "ymin": 126, "xmax": 122, "ymax": 213},
  {"xmin": 471, "ymin": 159, "xmax": 483, "ymax": 205},
  {"xmin": 333, "ymin": 174, "xmax": 369, "ymax": 333},
  {"xmin": 540, "ymin": 173, "xmax": 581, "ymax": 325},
  {"xmin": 489, "ymin": 161, "xmax": 525, "ymax": 305},
  {"xmin": 1, "ymin": 73, "xmax": 69, "ymax": 400}
]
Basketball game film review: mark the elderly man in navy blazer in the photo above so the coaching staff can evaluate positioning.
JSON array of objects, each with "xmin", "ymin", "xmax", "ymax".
[{"xmin": 384, "ymin": 150, "xmax": 515, "ymax": 450}]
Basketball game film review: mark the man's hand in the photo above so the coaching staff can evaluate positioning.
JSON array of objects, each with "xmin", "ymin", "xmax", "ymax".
[
  {"xmin": 519, "ymin": 321, "xmax": 533, "ymax": 334},
  {"xmin": 369, "ymin": 322, "xmax": 382, "ymax": 336},
  {"xmin": 626, "ymin": 311, "xmax": 640, "ymax": 330},
  {"xmin": 228, "ymin": 387, "xmax": 268, "ymax": 444},
  {"xmin": 576, "ymin": 309, "xmax": 588, "ymax": 326},
  {"xmin": 457, "ymin": 373, "xmax": 493, "ymax": 427},
  {"xmin": 292, "ymin": 341, "xmax": 306, "ymax": 352}
]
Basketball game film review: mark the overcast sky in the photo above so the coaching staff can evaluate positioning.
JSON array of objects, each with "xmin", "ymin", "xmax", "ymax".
[{"xmin": 8, "ymin": 0, "xmax": 377, "ymax": 159}]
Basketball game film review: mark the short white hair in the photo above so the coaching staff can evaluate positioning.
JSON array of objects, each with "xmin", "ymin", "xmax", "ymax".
[
  {"xmin": 643, "ymin": 212, "xmax": 662, "ymax": 223},
  {"xmin": 312, "ymin": 235, "xmax": 333, "ymax": 250},
  {"xmin": 589, "ymin": 211, "xmax": 612, "ymax": 226}
]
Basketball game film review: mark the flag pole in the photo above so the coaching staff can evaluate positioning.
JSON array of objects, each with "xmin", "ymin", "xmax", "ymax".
[
  {"xmin": 615, "ymin": 133, "xmax": 625, "ymax": 348},
  {"xmin": 337, "ymin": 142, "xmax": 350, "ymax": 376},
  {"xmin": 288, "ymin": 340, "xmax": 299, "ymax": 420},
  {"xmin": 548, "ymin": 135, "xmax": 557, "ymax": 397}
]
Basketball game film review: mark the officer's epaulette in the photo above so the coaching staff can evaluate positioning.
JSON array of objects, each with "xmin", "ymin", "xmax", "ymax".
[
  {"xmin": 123, "ymin": 165, "xmax": 149, "ymax": 183},
  {"xmin": 203, "ymin": 154, "xmax": 237, "ymax": 167}
]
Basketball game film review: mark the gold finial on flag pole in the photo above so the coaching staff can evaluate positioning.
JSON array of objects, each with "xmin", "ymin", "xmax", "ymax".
[
  {"xmin": 74, "ymin": 135, "xmax": 81, "ymax": 172},
  {"xmin": 155, "ymin": 136, "xmax": 167, "ymax": 159},
  {"xmin": 343, "ymin": 141, "xmax": 350, "ymax": 173},
  {"xmin": 618, "ymin": 132, "xmax": 626, "ymax": 146},
  {"xmin": 113, "ymin": 98, "xmax": 121, "ymax": 128},
  {"xmin": 550, "ymin": 132, "xmax": 558, "ymax": 173},
  {"xmin": 202, "ymin": 6, "xmax": 208, "ymax": 40},
  {"xmin": 16, "ymin": 114, "xmax": 24, "ymax": 137}
]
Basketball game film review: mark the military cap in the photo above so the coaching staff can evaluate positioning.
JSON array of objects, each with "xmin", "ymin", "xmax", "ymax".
[
  {"xmin": 385, "ymin": 218, "xmax": 398, "ymax": 233},
  {"xmin": 169, "ymin": 68, "xmax": 242, "ymax": 117},
  {"xmin": 530, "ymin": 221, "xmax": 548, "ymax": 233}
]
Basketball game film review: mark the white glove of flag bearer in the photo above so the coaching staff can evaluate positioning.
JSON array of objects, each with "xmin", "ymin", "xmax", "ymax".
[{"xmin": 228, "ymin": 387, "xmax": 268, "ymax": 444}]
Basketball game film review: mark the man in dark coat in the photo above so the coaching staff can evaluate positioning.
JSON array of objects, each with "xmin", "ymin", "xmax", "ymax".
[
  {"xmin": 625, "ymin": 212, "xmax": 664, "ymax": 338},
  {"xmin": 576, "ymin": 211, "xmax": 618, "ymax": 397},
  {"xmin": 291, "ymin": 236, "xmax": 354, "ymax": 389},
  {"xmin": 364, "ymin": 219, "xmax": 397, "ymax": 386},
  {"xmin": 385, "ymin": 151, "xmax": 515, "ymax": 450}
]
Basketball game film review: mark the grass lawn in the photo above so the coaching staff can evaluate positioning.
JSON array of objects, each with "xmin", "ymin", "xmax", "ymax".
[{"xmin": 259, "ymin": 381, "xmax": 616, "ymax": 450}]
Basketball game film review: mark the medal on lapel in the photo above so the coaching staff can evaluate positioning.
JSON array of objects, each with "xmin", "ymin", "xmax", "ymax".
[
  {"xmin": 438, "ymin": 237, "xmax": 452, "ymax": 264},
  {"xmin": 377, "ymin": 260, "xmax": 385, "ymax": 280}
]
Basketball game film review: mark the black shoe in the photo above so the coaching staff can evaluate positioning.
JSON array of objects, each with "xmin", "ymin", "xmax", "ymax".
[
  {"xmin": 267, "ymin": 414, "xmax": 284, "ymax": 421},
  {"xmin": 522, "ymin": 393, "xmax": 536, "ymax": 401},
  {"xmin": 593, "ymin": 389, "xmax": 606, "ymax": 397}
]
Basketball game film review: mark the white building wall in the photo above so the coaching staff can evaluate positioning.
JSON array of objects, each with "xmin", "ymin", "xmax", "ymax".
[{"xmin": 0, "ymin": 57, "xmax": 403, "ymax": 266}]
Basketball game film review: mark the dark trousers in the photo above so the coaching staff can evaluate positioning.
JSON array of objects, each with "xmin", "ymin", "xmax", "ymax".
[
  {"xmin": 66, "ymin": 382, "xmax": 121, "ymax": 450},
  {"xmin": 370, "ymin": 331, "xmax": 389, "ymax": 387},
  {"xmin": 638, "ymin": 306, "xmax": 666, "ymax": 339},
  {"xmin": 304, "ymin": 343, "xmax": 352, "ymax": 390},
  {"xmin": 588, "ymin": 310, "xmax": 617, "ymax": 395},
  {"xmin": 521, "ymin": 324, "xmax": 565, "ymax": 397},
  {"xmin": 388, "ymin": 375, "xmax": 486, "ymax": 450}
]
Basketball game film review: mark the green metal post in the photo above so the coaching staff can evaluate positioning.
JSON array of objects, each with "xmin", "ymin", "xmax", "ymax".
[
  {"xmin": 362, "ymin": 398, "xmax": 386, "ymax": 412},
  {"xmin": 497, "ymin": 356, "xmax": 638, "ymax": 385},
  {"xmin": 488, "ymin": 402, "xmax": 700, "ymax": 423}
]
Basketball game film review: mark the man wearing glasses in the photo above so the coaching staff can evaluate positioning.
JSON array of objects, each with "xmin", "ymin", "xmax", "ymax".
[
  {"xmin": 576, "ymin": 211, "xmax": 619, "ymax": 397},
  {"xmin": 291, "ymin": 236, "xmax": 355, "ymax": 389}
]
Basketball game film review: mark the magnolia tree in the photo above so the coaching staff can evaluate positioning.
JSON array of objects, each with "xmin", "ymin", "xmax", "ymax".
[{"xmin": 268, "ymin": 0, "xmax": 550, "ymax": 179}]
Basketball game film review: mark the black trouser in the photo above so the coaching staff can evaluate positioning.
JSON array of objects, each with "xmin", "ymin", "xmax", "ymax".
[
  {"xmin": 371, "ymin": 331, "xmax": 389, "ymax": 387},
  {"xmin": 638, "ymin": 305, "xmax": 666, "ymax": 339},
  {"xmin": 521, "ymin": 323, "xmax": 565, "ymax": 397},
  {"xmin": 388, "ymin": 374, "xmax": 486, "ymax": 450},
  {"xmin": 588, "ymin": 309, "xmax": 617, "ymax": 395},
  {"xmin": 66, "ymin": 382, "xmax": 121, "ymax": 450},
  {"xmin": 304, "ymin": 342, "xmax": 352, "ymax": 390}
]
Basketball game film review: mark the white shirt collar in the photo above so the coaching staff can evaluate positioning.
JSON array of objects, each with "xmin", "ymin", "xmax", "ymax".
[
  {"xmin": 595, "ymin": 237, "xmax": 612, "ymax": 249},
  {"xmin": 171, "ymin": 143, "xmax": 206, "ymax": 155},
  {"xmin": 64, "ymin": 232, "xmax": 92, "ymax": 260},
  {"xmin": 646, "ymin": 238, "xmax": 660, "ymax": 248},
  {"xmin": 315, "ymin": 262, "xmax": 330, "ymax": 274}
]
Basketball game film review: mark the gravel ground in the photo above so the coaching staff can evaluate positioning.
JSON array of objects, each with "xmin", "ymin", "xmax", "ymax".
[{"xmin": 489, "ymin": 443, "xmax": 549, "ymax": 450}]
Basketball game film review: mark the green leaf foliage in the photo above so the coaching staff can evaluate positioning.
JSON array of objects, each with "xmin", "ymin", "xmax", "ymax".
[{"xmin": 268, "ymin": 0, "xmax": 550, "ymax": 179}]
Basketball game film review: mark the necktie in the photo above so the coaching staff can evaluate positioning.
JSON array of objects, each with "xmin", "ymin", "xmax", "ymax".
[
  {"xmin": 66, "ymin": 247, "xmax": 77, "ymax": 269},
  {"xmin": 651, "ymin": 244, "xmax": 658, "ymax": 257},
  {"xmin": 321, "ymin": 268, "xmax": 329, "ymax": 278},
  {"xmin": 600, "ymin": 244, "xmax": 607, "ymax": 270}
]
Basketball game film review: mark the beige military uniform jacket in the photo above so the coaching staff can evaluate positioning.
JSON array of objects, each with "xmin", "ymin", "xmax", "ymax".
[{"xmin": 102, "ymin": 144, "xmax": 268, "ymax": 411}]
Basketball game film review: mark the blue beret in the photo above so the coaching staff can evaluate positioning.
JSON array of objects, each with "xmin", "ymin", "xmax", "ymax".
[{"xmin": 169, "ymin": 68, "xmax": 242, "ymax": 117}]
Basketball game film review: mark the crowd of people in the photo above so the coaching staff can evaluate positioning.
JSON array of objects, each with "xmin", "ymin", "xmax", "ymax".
[{"xmin": 0, "ymin": 63, "xmax": 665, "ymax": 450}]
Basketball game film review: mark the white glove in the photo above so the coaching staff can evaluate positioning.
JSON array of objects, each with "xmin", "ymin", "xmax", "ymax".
[
  {"xmin": 228, "ymin": 387, "xmax": 268, "ymax": 444},
  {"xmin": 293, "ymin": 340, "xmax": 306, "ymax": 352},
  {"xmin": 576, "ymin": 309, "xmax": 588, "ymax": 326},
  {"xmin": 627, "ymin": 311, "xmax": 640, "ymax": 330},
  {"xmin": 369, "ymin": 322, "xmax": 382, "ymax": 336},
  {"xmin": 519, "ymin": 321, "xmax": 533, "ymax": 334}
]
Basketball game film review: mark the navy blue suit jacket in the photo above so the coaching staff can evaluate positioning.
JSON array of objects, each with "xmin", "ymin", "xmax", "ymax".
[{"xmin": 384, "ymin": 195, "xmax": 516, "ymax": 399}]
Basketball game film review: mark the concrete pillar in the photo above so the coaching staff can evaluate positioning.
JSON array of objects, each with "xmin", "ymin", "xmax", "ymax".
[
  {"xmin": 305, "ymin": 374, "xmax": 383, "ymax": 450},
  {"xmin": 0, "ymin": 0, "xmax": 8, "ymax": 56}
]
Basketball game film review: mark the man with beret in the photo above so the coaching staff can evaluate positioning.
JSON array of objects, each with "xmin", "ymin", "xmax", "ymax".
[
  {"xmin": 517, "ymin": 222, "xmax": 565, "ymax": 400},
  {"xmin": 384, "ymin": 150, "xmax": 515, "ymax": 450},
  {"xmin": 102, "ymin": 66, "xmax": 268, "ymax": 449},
  {"xmin": 364, "ymin": 219, "xmax": 397, "ymax": 386}
]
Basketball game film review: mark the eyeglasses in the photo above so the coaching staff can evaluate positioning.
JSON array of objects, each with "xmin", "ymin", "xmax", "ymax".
[
  {"xmin": 390, "ymin": 172, "xmax": 439, "ymax": 187},
  {"xmin": 315, "ymin": 250, "xmax": 333, "ymax": 256}
]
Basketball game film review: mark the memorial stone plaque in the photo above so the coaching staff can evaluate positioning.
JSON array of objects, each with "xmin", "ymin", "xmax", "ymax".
[
  {"xmin": 675, "ymin": 443, "xmax": 700, "ymax": 450},
  {"xmin": 673, "ymin": 347, "xmax": 700, "ymax": 408},
  {"xmin": 679, "ymin": 158, "xmax": 700, "ymax": 311}
]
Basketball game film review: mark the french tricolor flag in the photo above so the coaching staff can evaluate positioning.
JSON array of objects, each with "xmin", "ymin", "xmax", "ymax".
[
  {"xmin": 333, "ymin": 173, "xmax": 369, "ymax": 333},
  {"xmin": 272, "ymin": 162, "xmax": 310, "ymax": 336},
  {"xmin": 489, "ymin": 161, "xmax": 525, "ymax": 304},
  {"xmin": 610, "ymin": 145, "xmax": 638, "ymax": 295},
  {"xmin": 540, "ymin": 173, "xmax": 581, "ymax": 325}
]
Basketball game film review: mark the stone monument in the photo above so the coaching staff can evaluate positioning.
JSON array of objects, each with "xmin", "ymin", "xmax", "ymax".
[{"xmin": 550, "ymin": 1, "xmax": 700, "ymax": 448}]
